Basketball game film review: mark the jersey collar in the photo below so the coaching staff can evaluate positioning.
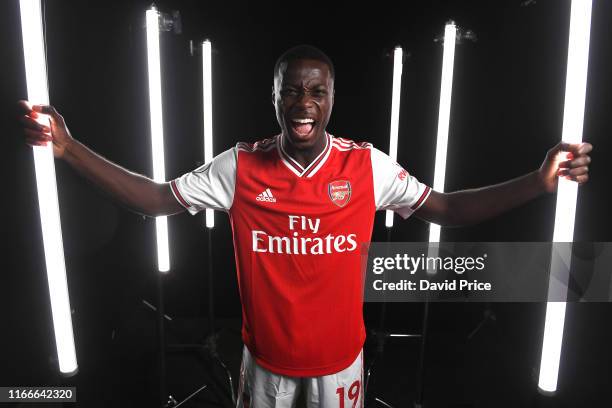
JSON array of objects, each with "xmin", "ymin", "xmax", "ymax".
[{"xmin": 277, "ymin": 132, "xmax": 332, "ymax": 178}]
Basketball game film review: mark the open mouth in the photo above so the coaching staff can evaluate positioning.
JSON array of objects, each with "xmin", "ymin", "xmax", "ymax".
[{"xmin": 289, "ymin": 118, "xmax": 316, "ymax": 137}]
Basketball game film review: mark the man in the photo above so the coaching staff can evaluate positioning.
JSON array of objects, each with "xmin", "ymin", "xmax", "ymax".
[{"xmin": 18, "ymin": 45, "xmax": 591, "ymax": 407}]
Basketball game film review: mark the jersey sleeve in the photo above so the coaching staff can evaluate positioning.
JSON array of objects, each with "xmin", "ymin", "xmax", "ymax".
[
  {"xmin": 170, "ymin": 147, "xmax": 237, "ymax": 215},
  {"xmin": 370, "ymin": 146, "xmax": 432, "ymax": 219}
]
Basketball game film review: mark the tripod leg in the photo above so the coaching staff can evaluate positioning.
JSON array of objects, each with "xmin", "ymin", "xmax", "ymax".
[
  {"xmin": 414, "ymin": 300, "xmax": 430, "ymax": 408},
  {"xmin": 467, "ymin": 303, "xmax": 496, "ymax": 340},
  {"xmin": 205, "ymin": 229, "xmax": 236, "ymax": 405},
  {"xmin": 207, "ymin": 228, "xmax": 215, "ymax": 334},
  {"xmin": 215, "ymin": 356, "xmax": 236, "ymax": 406},
  {"xmin": 364, "ymin": 354, "xmax": 377, "ymax": 396},
  {"xmin": 158, "ymin": 271, "xmax": 168, "ymax": 408}
]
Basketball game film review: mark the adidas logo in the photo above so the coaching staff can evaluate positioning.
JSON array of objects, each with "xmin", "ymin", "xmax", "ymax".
[{"xmin": 256, "ymin": 188, "xmax": 277, "ymax": 203}]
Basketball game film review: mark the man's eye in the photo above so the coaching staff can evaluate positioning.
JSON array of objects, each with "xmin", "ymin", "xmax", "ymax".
[
  {"xmin": 282, "ymin": 90, "xmax": 298, "ymax": 96},
  {"xmin": 314, "ymin": 90, "xmax": 327, "ymax": 96}
]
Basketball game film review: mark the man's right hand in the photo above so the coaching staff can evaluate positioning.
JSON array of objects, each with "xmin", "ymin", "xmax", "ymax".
[
  {"xmin": 18, "ymin": 100, "xmax": 73, "ymax": 159},
  {"xmin": 16, "ymin": 100, "xmax": 185, "ymax": 217}
]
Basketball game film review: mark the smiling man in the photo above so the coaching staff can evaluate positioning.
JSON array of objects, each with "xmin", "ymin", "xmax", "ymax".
[
  {"xmin": 273, "ymin": 49, "xmax": 334, "ymax": 161},
  {"xmin": 18, "ymin": 44, "xmax": 591, "ymax": 408}
]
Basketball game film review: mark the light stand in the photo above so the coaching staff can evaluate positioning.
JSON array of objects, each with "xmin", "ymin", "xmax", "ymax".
[
  {"xmin": 146, "ymin": 9, "xmax": 234, "ymax": 408},
  {"xmin": 162, "ymin": 39, "xmax": 235, "ymax": 408},
  {"xmin": 157, "ymin": 270, "xmax": 168, "ymax": 406},
  {"xmin": 18, "ymin": 0, "xmax": 78, "ymax": 377},
  {"xmin": 144, "ymin": 6, "xmax": 214, "ymax": 407},
  {"xmin": 366, "ymin": 23, "xmax": 466, "ymax": 407},
  {"xmin": 199, "ymin": 38, "xmax": 236, "ymax": 406},
  {"xmin": 365, "ymin": 46, "xmax": 423, "ymax": 408},
  {"xmin": 365, "ymin": 229, "xmax": 422, "ymax": 408},
  {"xmin": 145, "ymin": 5, "xmax": 171, "ymax": 405},
  {"xmin": 538, "ymin": 0, "xmax": 592, "ymax": 396},
  {"xmin": 414, "ymin": 21, "xmax": 474, "ymax": 408}
]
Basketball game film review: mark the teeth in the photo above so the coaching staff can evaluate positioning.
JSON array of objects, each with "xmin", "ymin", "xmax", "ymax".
[{"xmin": 292, "ymin": 118, "xmax": 314, "ymax": 124}]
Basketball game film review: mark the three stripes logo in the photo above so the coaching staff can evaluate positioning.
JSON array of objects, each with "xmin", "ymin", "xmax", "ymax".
[{"xmin": 256, "ymin": 188, "xmax": 277, "ymax": 203}]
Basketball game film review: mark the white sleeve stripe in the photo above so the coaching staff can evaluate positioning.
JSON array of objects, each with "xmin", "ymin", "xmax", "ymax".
[
  {"xmin": 410, "ymin": 185, "xmax": 432, "ymax": 211},
  {"xmin": 237, "ymin": 143, "xmax": 276, "ymax": 153},
  {"xmin": 170, "ymin": 179, "xmax": 193, "ymax": 210},
  {"xmin": 332, "ymin": 144, "xmax": 370, "ymax": 152},
  {"xmin": 237, "ymin": 137, "xmax": 277, "ymax": 152},
  {"xmin": 331, "ymin": 139, "xmax": 372, "ymax": 150}
]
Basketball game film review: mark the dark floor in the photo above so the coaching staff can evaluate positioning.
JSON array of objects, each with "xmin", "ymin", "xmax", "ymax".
[{"xmin": 4, "ymin": 303, "xmax": 612, "ymax": 408}]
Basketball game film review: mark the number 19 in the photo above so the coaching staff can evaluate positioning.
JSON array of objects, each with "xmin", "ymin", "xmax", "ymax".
[{"xmin": 336, "ymin": 380, "xmax": 361, "ymax": 408}]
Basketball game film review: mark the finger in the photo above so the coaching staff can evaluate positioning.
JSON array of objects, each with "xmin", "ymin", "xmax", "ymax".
[
  {"xmin": 25, "ymin": 135, "xmax": 50, "ymax": 147},
  {"xmin": 575, "ymin": 174, "xmax": 589, "ymax": 184},
  {"xmin": 19, "ymin": 114, "xmax": 50, "ymax": 132},
  {"xmin": 557, "ymin": 141, "xmax": 571, "ymax": 153},
  {"xmin": 25, "ymin": 138, "xmax": 49, "ymax": 147},
  {"xmin": 17, "ymin": 100, "xmax": 33, "ymax": 115},
  {"xmin": 562, "ymin": 142, "xmax": 593, "ymax": 156},
  {"xmin": 566, "ymin": 156, "xmax": 591, "ymax": 169},
  {"xmin": 568, "ymin": 166, "xmax": 588, "ymax": 176},
  {"xmin": 24, "ymin": 128, "xmax": 52, "ymax": 142},
  {"xmin": 557, "ymin": 142, "xmax": 584, "ymax": 156},
  {"xmin": 558, "ymin": 160, "xmax": 571, "ymax": 169},
  {"xmin": 549, "ymin": 142, "xmax": 579, "ymax": 161},
  {"xmin": 578, "ymin": 142, "xmax": 593, "ymax": 155},
  {"xmin": 18, "ymin": 101, "xmax": 40, "ymax": 119},
  {"xmin": 25, "ymin": 130, "xmax": 52, "ymax": 144},
  {"xmin": 32, "ymin": 104, "xmax": 65, "ymax": 124}
]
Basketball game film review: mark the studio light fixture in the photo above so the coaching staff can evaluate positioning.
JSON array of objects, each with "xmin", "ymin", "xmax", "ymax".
[
  {"xmin": 146, "ymin": 6, "xmax": 170, "ymax": 272},
  {"xmin": 385, "ymin": 46, "xmax": 403, "ymax": 228},
  {"xmin": 429, "ymin": 21, "xmax": 457, "ymax": 245},
  {"xmin": 202, "ymin": 39, "xmax": 214, "ymax": 229},
  {"xmin": 18, "ymin": 0, "xmax": 78, "ymax": 376},
  {"xmin": 538, "ymin": 0, "xmax": 592, "ymax": 395}
]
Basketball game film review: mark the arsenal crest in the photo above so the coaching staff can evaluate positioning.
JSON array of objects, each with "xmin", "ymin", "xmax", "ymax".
[{"xmin": 328, "ymin": 180, "xmax": 351, "ymax": 207}]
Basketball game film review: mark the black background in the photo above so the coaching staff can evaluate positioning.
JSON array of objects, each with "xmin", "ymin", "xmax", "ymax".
[{"xmin": 1, "ymin": 0, "xmax": 611, "ymax": 406}]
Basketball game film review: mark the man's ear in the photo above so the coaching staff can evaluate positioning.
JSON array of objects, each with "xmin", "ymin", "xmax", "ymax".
[{"xmin": 271, "ymin": 85, "xmax": 275, "ymax": 106}]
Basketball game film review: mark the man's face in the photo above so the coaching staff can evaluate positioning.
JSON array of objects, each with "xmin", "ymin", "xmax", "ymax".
[{"xmin": 273, "ymin": 58, "xmax": 334, "ymax": 150}]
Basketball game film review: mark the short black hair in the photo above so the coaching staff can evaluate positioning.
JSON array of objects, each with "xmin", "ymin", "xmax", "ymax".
[{"xmin": 274, "ymin": 44, "xmax": 335, "ymax": 82}]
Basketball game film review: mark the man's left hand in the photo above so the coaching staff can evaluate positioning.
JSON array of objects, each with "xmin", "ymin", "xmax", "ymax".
[{"xmin": 539, "ymin": 141, "xmax": 593, "ymax": 193}]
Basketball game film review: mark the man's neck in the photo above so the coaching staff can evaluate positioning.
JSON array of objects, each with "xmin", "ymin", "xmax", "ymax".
[{"xmin": 282, "ymin": 132, "xmax": 328, "ymax": 169}]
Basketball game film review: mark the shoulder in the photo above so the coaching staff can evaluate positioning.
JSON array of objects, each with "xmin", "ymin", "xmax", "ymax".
[
  {"xmin": 236, "ymin": 135, "xmax": 279, "ymax": 153},
  {"xmin": 330, "ymin": 134, "xmax": 373, "ymax": 152}
]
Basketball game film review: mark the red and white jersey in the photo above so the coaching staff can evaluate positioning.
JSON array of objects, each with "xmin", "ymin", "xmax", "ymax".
[{"xmin": 170, "ymin": 133, "xmax": 431, "ymax": 377}]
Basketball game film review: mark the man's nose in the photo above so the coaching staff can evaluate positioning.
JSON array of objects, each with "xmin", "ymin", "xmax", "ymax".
[{"xmin": 296, "ymin": 91, "xmax": 314, "ymax": 107}]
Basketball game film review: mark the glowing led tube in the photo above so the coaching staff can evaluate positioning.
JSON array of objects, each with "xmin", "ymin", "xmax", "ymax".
[
  {"xmin": 428, "ymin": 21, "xmax": 457, "ymax": 244},
  {"xmin": 538, "ymin": 0, "xmax": 592, "ymax": 395},
  {"xmin": 202, "ymin": 40, "xmax": 214, "ymax": 229},
  {"xmin": 385, "ymin": 46, "xmax": 403, "ymax": 228},
  {"xmin": 18, "ymin": 0, "xmax": 78, "ymax": 376},
  {"xmin": 146, "ymin": 6, "xmax": 170, "ymax": 272}
]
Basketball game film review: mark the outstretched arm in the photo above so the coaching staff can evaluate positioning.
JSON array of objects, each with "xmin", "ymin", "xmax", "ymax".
[
  {"xmin": 17, "ymin": 100, "xmax": 184, "ymax": 217},
  {"xmin": 415, "ymin": 142, "xmax": 593, "ymax": 227}
]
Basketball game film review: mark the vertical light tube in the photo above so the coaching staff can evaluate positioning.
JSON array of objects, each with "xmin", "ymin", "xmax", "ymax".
[
  {"xmin": 429, "ymin": 21, "xmax": 457, "ymax": 245},
  {"xmin": 146, "ymin": 7, "xmax": 170, "ymax": 272},
  {"xmin": 538, "ymin": 0, "xmax": 592, "ymax": 394},
  {"xmin": 385, "ymin": 46, "xmax": 403, "ymax": 228},
  {"xmin": 18, "ymin": 0, "xmax": 78, "ymax": 375},
  {"xmin": 202, "ymin": 39, "xmax": 214, "ymax": 229}
]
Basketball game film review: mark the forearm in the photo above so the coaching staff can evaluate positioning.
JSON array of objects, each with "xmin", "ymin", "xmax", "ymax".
[
  {"xmin": 444, "ymin": 170, "xmax": 545, "ymax": 227},
  {"xmin": 62, "ymin": 139, "xmax": 172, "ymax": 216}
]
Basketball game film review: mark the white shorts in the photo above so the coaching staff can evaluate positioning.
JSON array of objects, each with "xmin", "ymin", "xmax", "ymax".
[{"xmin": 236, "ymin": 346, "xmax": 364, "ymax": 408}]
